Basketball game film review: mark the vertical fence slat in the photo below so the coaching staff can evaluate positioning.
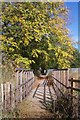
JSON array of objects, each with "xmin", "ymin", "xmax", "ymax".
[
  {"xmin": 11, "ymin": 83, "xmax": 15, "ymax": 109},
  {"xmin": 20, "ymin": 71, "xmax": 22, "ymax": 102},
  {"xmin": 24, "ymin": 71, "xmax": 26, "ymax": 98},
  {"xmin": 1, "ymin": 84, "xmax": 4, "ymax": 103},
  {"xmin": 16, "ymin": 71, "xmax": 19, "ymax": 86},
  {"xmin": 7, "ymin": 82, "xmax": 10, "ymax": 107},
  {"xmin": 63, "ymin": 70, "xmax": 65, "ymax": 92},
  {"xmin": 25, "ymin": 71, "xmax": 28, "ymax": 96},
  {"xmin": 58, "ymin": 71, "xmax": 60, "ymax": 89},
  {"xmin": 15, "ymin": 71, "xmax": 19, "ymax": 104},
  {"xmin": 4, "ymin": 83, "xmax": 6, "ymax": 109},
  {"xmin": 10, "ymin": 83, "xmax": 12, "ymax": 107}
]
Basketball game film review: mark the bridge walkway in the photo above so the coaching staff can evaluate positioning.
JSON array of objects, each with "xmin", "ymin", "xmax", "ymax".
[{"xmin": 17, "ymin": 76, "xmax": 55, "ymax": 118}]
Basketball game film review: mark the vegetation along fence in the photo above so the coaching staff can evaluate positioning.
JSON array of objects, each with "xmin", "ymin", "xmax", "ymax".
[
  {"xmin": 51, "ymin": 69, "xmax": 80, "ymax": 119},
  {"xmin": 1, "ymin": 68, "xmax": 34, "ymax": 111}
]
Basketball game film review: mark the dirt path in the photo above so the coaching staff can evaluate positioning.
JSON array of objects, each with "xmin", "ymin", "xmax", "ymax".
[{"xmin": 17, "ymin": 76, "xmax": 53, "ymax": 118}]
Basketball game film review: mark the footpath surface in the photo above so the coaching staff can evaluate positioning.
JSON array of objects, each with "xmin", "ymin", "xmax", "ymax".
[{"xmin": 17, "ymin": 77, "xmax": 53, "ymax": 118}]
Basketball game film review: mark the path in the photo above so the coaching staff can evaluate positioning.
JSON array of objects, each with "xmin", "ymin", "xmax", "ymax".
[{"xmin": 17, "ymin": 76, "xmax": 55, "ymax": 118}]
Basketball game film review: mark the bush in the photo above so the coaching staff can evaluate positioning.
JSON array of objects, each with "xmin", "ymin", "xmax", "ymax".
[{"xmin": 42, "ymin": 93, "xmax": 78, "ymax": 120}]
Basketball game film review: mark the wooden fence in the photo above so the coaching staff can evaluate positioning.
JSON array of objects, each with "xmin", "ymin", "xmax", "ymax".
[
  {"xmin": 69, "ymin": 78, "xmax": 80, "ymax": 119},
  {"xmin": 1, "ymin": 68, "xmax": 34, "ymax": 111},
  {"xmin": 52, "ymin": 69, "xmax": 69, "ymax": 94},
  {"xmin": 51, "ymin": 69, "xmax": 80, "ymax": 119}
]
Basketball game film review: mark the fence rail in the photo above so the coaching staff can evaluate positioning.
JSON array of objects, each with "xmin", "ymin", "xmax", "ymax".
[{"xmin": 1, "ymin": 68, "xmax": 34, "ymax": 111}]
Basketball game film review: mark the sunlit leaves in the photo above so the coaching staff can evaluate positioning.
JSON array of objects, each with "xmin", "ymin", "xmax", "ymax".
[{"xmin": 2, "ymin": 2, "xmax": 75, "ymax": 69}]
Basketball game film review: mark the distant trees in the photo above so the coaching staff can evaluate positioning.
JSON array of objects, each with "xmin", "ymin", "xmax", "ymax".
[{"xmin": 2, "ymin": 2, "xmax": 75, "ymax": 71}]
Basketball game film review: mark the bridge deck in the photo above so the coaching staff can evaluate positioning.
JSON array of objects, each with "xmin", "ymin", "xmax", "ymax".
[{"xmin": 17, "ymin": 77, "xmax": 55, "ymax": 118}]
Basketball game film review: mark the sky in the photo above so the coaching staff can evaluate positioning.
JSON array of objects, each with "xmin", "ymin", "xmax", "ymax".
[{"xmin": 64, "ymin": 2, "xmax": 78, "ymax": 48}]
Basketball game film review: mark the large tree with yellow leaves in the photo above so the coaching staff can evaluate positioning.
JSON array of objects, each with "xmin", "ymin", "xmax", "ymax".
[{"xmin": 2, "ymin": 2, "xmax": 74, "ymax": 71}]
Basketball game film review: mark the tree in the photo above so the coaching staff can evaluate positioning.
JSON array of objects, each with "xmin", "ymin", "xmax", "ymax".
[
  {"xmin": 71, "ymin": 48, "xmax": 80, "ymax": 68},
  {"xmin": 2, "ymin": 2, "xmax": 74, "ymax": 72}
]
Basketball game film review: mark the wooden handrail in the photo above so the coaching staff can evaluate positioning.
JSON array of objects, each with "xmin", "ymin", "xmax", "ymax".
[
  {"xmin": 15, "ymin": 68, "xmax": 33, "ymax": 72},
  {"xmin": 52, "ymin": 76, "xmax": 68, "ymax": 89},
  {"xmin": 15, "ymin": 77, "xmax": 34, "ymax": 90},
  {"xmin": 52, "ymin": 76, "xmax": 80, "ymax": 92},
  {"xmin": 69, "ymin": 79, "xmax": 80, "ymax": 83},
  {"xmin": 52, "ymin": 68, "xmax": 68, "ymax": 71},
  {"xmin": 68, "ymin": 87, "xmax": 80, "ymax": 92},
  {"xmin": 52, "ymin": 81, "xmax": 66, "ymax": 98}
]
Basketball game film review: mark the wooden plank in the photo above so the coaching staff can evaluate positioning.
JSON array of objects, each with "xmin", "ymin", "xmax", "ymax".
[
  {"xmin": 69, "ymin": 80, "xmax": 80, "ymax": 83},
  {"xmin": 53, "ymin": 69, "xmax": 68, "ymax": 71},
  {"xmin": 24, "ymin": 71, "xmax": 27, "ymax": 97},
  {"xmin": 63, "ymin": 70, "xmax": 66, "ymax": 92},
  {"xmin": 16, "ymin": 71, "xmax": 19, "ymax": 86},
  {"xmin": 7, "ymin": 82, "xmax": 10, "ymax": 106},
  {"xmin": 23, "ymin": 71, "xmax": 26, "ymax": 99},
  {"xmin": 65, "ymin": 70, "xmax": 68, "ymax": 87},
  {"xmin": 15, "ymin": 68, "xmax": 33, "ymax": 72},
  {"xmin": 25, "ymin": 72, "xmax": 28, "ymax": 96},
  {"xmin": 11, "ymin": 83, "xmax": 15, "ymax": 108},
  {"xmin": 1, "ymin": 84, "xmax": 4, "ymax": 103},
  {"xmin": 67, "ymin": 69, "xmax": 70, "ymax": 87},
  {"xmin": 4, "ymin": 83, "xmax": 6, "ymax": 109},
  {"xmin": 15, "ymin": 71, "xmax": 19, "ymax": 104},
  {"xmin": 9, "ymin": 83, "xmax": 11, "ymax": 106},
  {"xmin": 63, "ymin": 70, "xmax": 65, "ymax": 85},
  {"xmin": 43, "ymin": 83, "xmax": 46, "ymax": 103},
  {"xmin": 58, "ymin": 71, "xmax": 61, "ymax": 90},
  {"xmin": 20, "ymin": 71, "xmax": 22, "ymax": 102}
]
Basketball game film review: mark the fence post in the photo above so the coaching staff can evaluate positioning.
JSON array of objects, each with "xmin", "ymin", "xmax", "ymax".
[
  {"xmin": 1, "ymin": 84, "xmax": 4, "ymax": 111},
  {"xmin": 63, "ymin": 70, "xmax": 65, "ymax": 92},
  {"xmin": 58, "ymin": 71, "xmax": 60, "ymax": 89},
  {"xmin": 67, "ymin": 69, "xmax": 70, "ymax": 87},
  {"xmin": 11, "ymin": 83, "xmax": 15, "ymax": 109},
  {"xmin": 78, "ymin": 76, "xmax": 80, "ymax": 119},
  {"xmin": 23, "ymin": 71, "xmax": 25, "ymax": 99},
  {"xmin": 10, "ymin": 83, "xmax": 14, "ymax": 109},
  {"xmin": 25, "ymin": 71, "xmax": 28, "ymax": 96},
  {"xmin": 32, "ymin": 71, "xmax": 34, "ymax": 90},
  {"xmin": 20, "ymin": 70, "xmax": 22, "ymax": 102},
  {"xmin": 16, "ymin": 70, "xmax": 19, "ymax": 86},
  {"xmin": 65, "ymin": 70, "xmax": 68, "ymax": 87},
  {"xmin": 4, "ymin": 83, "xmax": 6, "ymax": 109},
  {"xmin": 15, "ymin": 70, "xmax": 19, "ymax": 104},
  {"xmin": 69, "ymin": 78, "xmax": 73, "ymax": 117},
  {"xmin": 71, "ymin": 78, "xmax": 73, "ymax": 96},
  {"xmin": 7, "ymin": 82, "xmax": 10, "ymax": 108},
  {"xmin": 10, "ymin": 83, "xmax": 12, "ymax": 107},
  {"xmin": 1, "ymin": 84, "xmax": 4, "ymax": 103},
  {"xmin": 24, "ymin": 71, "xmax": 26, "ymax": 97}
]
